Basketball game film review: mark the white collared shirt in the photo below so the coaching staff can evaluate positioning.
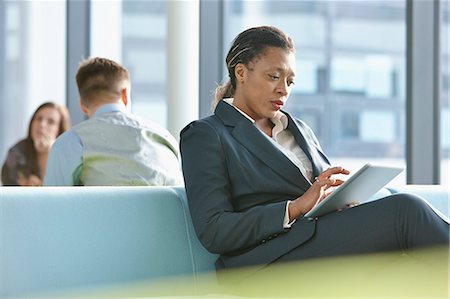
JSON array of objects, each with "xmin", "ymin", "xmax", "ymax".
[
  {"xmin": 223, "ymin": 98, "xmax": 313, "ymax": 227},
  {"xmin": 269, "ymin": 111, "xmax": 314, "ymax": 182}
]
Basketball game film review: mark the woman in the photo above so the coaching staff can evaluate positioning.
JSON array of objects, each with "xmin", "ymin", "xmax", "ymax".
[
  {"xmin": 1, "ymin": 102, "xmax": 71, "ymax": 186},
  {"xmin": 180, "ymin": 26, "xmax": 449, "ymax": 271}
]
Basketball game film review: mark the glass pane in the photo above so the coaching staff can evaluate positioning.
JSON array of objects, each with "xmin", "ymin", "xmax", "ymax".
[
  {"xmin": 0, "ymin": 1, "xmax": 67, "ymax": 185},
  {"xmin": 122, "ymin": 0, "xmax": 167, "ymax": 127},
  {"xmin": 224, "ymin": 0, "xmax": 406, "ymax": 186},
  {"xmin": 90, "ymin": 0, "xmax": 167, "ymax": 127}
]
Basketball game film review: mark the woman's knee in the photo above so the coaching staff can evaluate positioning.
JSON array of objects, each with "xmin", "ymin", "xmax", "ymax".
[
  {"xmin": 385, "ymin": 193, "xmax": 448, "ymax": 227},
  {"xmin": 381, "ymin": 192, "xmax": 428, "ymax": 210},
  {"xmin": 373, "ymin": 193, "xmax": 436, "ymax": 221}
]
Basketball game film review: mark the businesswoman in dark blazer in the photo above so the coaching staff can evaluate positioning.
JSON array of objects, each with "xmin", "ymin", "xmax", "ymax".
[{"xmin": 180, "ymin": 26, "xmax": 449, "ymax": 271}]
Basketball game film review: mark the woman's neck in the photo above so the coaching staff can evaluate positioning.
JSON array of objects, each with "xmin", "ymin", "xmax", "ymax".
[{"xmin": 255, "ymin": 118, "xmax": 274, "ymax": 137}]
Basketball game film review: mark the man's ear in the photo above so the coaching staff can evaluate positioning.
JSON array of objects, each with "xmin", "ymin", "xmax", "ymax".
[
  {"xmin": 121, "ymin": 87, "xmax": 128, "ymax": 107},
  {"xmin": 235, "ymin": 63, "xmax": 247, "ymax": 84}
]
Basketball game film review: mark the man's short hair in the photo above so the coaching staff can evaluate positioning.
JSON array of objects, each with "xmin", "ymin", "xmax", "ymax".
[{"xmin": 76, "ymin": 57, "xmax": 129, "ymax": 104}]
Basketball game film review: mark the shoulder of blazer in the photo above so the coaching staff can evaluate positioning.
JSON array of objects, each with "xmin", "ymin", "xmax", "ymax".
[
  {"xmin": 214, "ymin": 100, "xmax": 251, "ymax": 127},
  {"xmin": 180, "ymin": 114, "xmax": 221, "ymax": 136},
  {"xmin": 180, "ymin": 100, "xmax": 250, "ymax": 136},
  {"xmin": 179, "ymin": 115, "xmax": 230, "ymax": 149}
]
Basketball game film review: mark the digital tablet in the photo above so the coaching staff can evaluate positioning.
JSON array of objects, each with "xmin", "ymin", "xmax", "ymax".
[{"xmin": 304, "ymin": 163, "xmax": 404, "ymax": 218}]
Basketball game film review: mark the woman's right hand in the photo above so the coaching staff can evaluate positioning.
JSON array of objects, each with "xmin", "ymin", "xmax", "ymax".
[
  {"xmin": 33, "ymin": 133, "xmax": 56, "ymax": 153},
  {"xmin": 288, "ymin": 166, "xmax": 350, "ymax": 221}
]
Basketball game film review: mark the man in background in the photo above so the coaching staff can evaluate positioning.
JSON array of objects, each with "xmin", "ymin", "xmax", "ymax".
[{"xmin": 44, "ymin": 57, "xmax": 183, "ymax": 186}]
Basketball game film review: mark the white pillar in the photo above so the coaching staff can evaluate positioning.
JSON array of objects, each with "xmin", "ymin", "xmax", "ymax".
[{"xmin": 167, "ymin": 0, "xmax": 199, "ymax": 140}]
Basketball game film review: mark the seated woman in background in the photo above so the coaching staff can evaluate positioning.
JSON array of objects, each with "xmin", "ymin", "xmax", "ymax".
[
  {"xmin": 1, "ymin": 102, "xmax": 71, "ymax": 186},
  {"xmin": 180, "ymin": 26, "xmax": 449, "ymax": 272}
]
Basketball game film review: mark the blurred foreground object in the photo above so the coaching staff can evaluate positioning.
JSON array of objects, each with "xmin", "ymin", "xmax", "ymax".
[{"xmin": 49, "ymin": 246, "xmax": 449, "ymax": 298}]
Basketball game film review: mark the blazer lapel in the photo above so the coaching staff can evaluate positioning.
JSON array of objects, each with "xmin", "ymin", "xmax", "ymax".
[
  {"xmin": 215, "ymin": 101, "xmax": 310, "ymax": 190},
  {"xmin": 285, "ymin": 112, "xmax": 330, "ymax": 178}
]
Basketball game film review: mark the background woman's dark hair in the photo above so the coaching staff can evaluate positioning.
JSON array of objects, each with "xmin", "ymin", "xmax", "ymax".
[{"xmin": 214, "ymin": 26, "xmax": 295, "ymax": 106}]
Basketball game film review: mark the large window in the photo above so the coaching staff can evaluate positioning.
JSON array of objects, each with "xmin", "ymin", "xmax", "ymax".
[
  {"xmin": 223, "ymin": 1, "xmax": 407, "ymax": 185},
  {"xmin": 0, "ymin": 0, "xmax": 445, "ymax": 186},
  {"xmin": 0, "ymin": 0, "xmax": 66, "ymax": 184}
]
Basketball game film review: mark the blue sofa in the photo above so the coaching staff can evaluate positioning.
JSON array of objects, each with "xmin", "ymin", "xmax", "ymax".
[{"xmin": 0, "ymin": 185, "xmax": 448, "ymax": 298}]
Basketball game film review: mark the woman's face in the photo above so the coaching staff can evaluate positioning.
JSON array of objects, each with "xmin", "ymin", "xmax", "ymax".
[
  {"xmin": 233, "ymin": 46, "xmax": 296, "ymax": 121},
  {"xmin": 31, "ymin": 107, "xmax": 61, "ymax": 153}
]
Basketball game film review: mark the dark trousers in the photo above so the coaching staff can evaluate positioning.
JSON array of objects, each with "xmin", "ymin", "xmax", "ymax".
[{"xmin": 277, "ymin": 193, "xmax": 449, "ymax": 263}]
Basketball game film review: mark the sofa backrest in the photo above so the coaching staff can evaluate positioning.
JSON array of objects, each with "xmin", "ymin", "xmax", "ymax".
[{"xmin": 0, "ymin": 186, "xmax": 218, "ymax": 297}]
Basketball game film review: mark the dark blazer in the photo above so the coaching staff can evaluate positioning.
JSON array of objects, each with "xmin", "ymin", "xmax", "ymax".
[{"xmin": 180, "ymin": 100, "xmax": 331, "ymax": 270}]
